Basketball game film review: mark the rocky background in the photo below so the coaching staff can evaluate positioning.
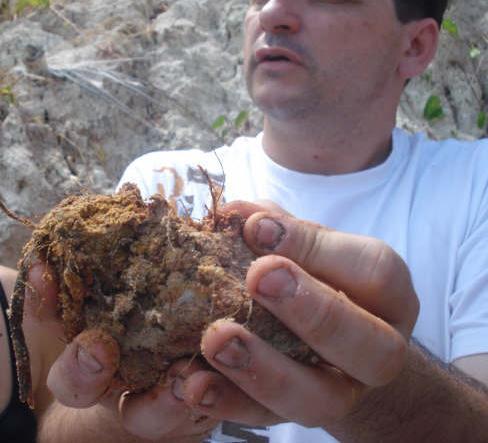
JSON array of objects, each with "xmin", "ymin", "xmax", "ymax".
[{"xmin": 0, "ymin": 0, "xmax": 486, "ymax": 266}]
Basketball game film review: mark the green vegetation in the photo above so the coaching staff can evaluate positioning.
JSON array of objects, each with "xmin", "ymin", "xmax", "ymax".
[
  {"xmin": 234, "ymin": 110, "xmax": 249, "ymax": 129},
  {"xmin": 478, "ymin": 111, "xmax": 487, "ymax": 130},
  {"xmin": 0, "ymin": 85, "xmax": 15, "ymax": 104},
  {"xmin": 423, "ymin": 95, "xmax": 444, "ymax": 122},
  {"xmin": 0, "ymin": 1, "xmax": 9, "ymax": 20},
  {"xmin": 15, "ymin": 0, "xmax": 49, "ymax": 15},
  {"xmin": 0, "ymin": 0, "xmax": 50, "ymax": 19},
  {"xmin": 212, "ymin": 110, "xmax": 250, "ymax": 137},
  {"xmin": 469, "ymin": 46, "xmax": 481, "ymax": 59},
  {"xmin": 212, "ymin": 115, "xmax": 226, "ymax": 131},
  {"xmin": 423, "ymin": 18, "xmax": 486, "ymax": 135},
  {"xmin": 442, "ymin": 18, "xmax": 459, "ymax": 38}
]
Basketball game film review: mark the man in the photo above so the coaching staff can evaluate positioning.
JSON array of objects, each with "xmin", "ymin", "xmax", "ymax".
[{"xmin": 34, "ymin": 1, "xmax": 488, "ymax": 442}]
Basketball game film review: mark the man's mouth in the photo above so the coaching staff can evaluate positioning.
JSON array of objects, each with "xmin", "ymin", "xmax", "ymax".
[
  {"xmin": 255, "ymin": 47, "xmax": 303, "ymax": 65},
  {"xmin": 263, "ymin": 55, "xmax": 291, "ymax": 62}
]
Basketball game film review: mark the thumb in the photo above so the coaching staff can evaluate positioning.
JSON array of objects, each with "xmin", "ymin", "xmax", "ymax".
[{"xmin": 47, "ymin": 329, "xmax": 120, "ymax": 408}]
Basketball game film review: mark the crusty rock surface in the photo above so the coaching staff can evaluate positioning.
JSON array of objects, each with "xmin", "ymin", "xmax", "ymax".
[{"xmin": 0, "ymin": 0, "xmax": 486, "ymax": 267}]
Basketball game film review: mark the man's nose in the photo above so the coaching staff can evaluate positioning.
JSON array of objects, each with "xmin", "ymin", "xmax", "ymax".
[{"xmin": 258, "ymin": 0, "xmax": 301, "ymax": 34}]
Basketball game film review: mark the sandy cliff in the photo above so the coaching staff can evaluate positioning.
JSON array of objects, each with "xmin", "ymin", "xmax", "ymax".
[{"xmin": 0, "ymin": 0, "xmax": 486, "ymax": 265}]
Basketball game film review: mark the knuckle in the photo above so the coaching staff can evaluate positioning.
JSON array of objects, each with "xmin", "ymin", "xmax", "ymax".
[
  {"xmin": 303, "ymin": 292, "xmax": 345, "ymax": 346},
  {"xmin": 373, "ymin": 332, "xmax": 408, "ymax": 386},
  {"xmin": 359, "ymin": 240, "xmax": 401, "ymax": 294},
  {"xmin": 296, "ymin": 224, "xmax": 328, "ymax": 268}
]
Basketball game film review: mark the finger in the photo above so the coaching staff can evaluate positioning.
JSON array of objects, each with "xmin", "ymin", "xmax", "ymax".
[
  {"xmin": 120, "ymin": 385, "xmax": 188, "ymax": 440},
  {"xmin": 201, "ymin": 319, "xmax": 362, "ymax": 427},
  {"xmin": 183, "ymin": 369, "xmax": 281, "ymax": 426},
  {"xmin": 247, "ymin": 256, "xmax": 407, "ymax": 386},
  {"xmin": 243, "ymin": 212, "xmax": 419, "ymax": 333},
  {"xmin": 47, "ymin": 329, "xmax": 120, "ymax": 408},
  {"xmin": 25, "ymin": 261, "xmax": 59, "ymax": 321},
  {"xmin": 120, "ymin": 359, "xmax": 216, "ymax": 440}
]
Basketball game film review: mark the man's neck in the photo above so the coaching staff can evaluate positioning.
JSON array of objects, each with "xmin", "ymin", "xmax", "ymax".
[{"xmin": 261, "ymin": 115, "xmax": 396, "ymax": 176}]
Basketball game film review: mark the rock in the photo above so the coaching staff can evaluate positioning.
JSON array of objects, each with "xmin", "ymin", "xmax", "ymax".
[
  {"xmin": 0, "ymin": 0, "xmax": 486, "ymax": 266},
  {"xmin": 398, "ymin": 0, "xmax": 488, "ymax": 140}
]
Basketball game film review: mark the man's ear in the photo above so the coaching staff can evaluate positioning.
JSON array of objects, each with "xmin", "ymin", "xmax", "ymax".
[{"xmin": 398, "ymin": 18, "xmax": 440, "ymax": 80}]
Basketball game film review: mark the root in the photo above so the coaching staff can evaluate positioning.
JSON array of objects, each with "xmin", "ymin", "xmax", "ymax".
[
  {"xmin": 7, "ymin": 261, "xmax": 33, "ymax": 407},
  {"xmin": 198, "ymin": 165, "xmax": 222, "ymax": 231},
  {"xmin": 245, "ymin": 296, "xmax": 254, "ymax": 327},
  {"xmin": 178, "ymin": 351, "xmax": 200, "ymax": 378},
  {"xmin": 0, "ymin": 196, "xmax": 40, "ymax": 406},
  {"xmin": 0, "ymin": 199, "xmax": 36, "ymax": 229}
]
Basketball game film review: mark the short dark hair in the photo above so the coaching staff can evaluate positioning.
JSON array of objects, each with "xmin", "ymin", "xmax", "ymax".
[{"xmin": 393, "ymin": 0, "xmax": 448, "ymax": 28}]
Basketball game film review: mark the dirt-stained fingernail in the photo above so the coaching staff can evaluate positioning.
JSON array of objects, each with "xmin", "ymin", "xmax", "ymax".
[
  {"xmin": 255, "ymin": 218, "xmax": 285, "ymax": 250},
  {"xmin": 257, "ymin": 267, "xmax": 297, "ymax": 299},
  {"xmin": 77, "ymin": 345, "xmax": 103, "ymax": 375},
  {"xmin": 214, "ymin": 337, "xmax": 250, "ymax": 369}
]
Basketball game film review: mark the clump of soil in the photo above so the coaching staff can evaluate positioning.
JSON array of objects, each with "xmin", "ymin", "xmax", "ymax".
[{"xmin": 7, "ymin": 184, "xmax": 313, "ymax": 406}]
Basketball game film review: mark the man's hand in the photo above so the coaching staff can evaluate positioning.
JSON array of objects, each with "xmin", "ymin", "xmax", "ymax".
[
  {"xmin": 31, "ymin": 200, "xmax": 420, "ymax": 440},
  {"xmin": 45, "ymin": 344, "xmax": 218, "ymax": 441},
  {"xmin": 192, "ymin": 203, "xmax": 488, "ymax": 443},
  {"xmin": 178, "ymin": 201, "xmax": 419, "ymax": 429}
]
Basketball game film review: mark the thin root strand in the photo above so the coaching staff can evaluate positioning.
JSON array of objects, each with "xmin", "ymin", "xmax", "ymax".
[
  {"xmin": 0, "ymin": 199, "xmax": 36, "ymax": 229},
  {"xmin": 198, "ymin": 165, "xmax": 220, "ymax": 231}
]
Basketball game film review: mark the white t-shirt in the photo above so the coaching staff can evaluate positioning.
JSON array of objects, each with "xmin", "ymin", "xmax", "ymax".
[{"xmin": 118, "ymin": 128, "xmax": 488, "ymax": 442}]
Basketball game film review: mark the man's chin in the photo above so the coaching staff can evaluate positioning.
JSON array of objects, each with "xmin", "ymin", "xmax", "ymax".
[
  {"xmin": 247, "ymin": 76, "xmax": 320, "ymax": 119},
  {"xmin": 253, "ymin": 97, "xmax": 314, "ymax": 121}
]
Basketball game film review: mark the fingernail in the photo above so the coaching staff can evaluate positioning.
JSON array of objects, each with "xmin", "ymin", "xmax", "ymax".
[
  {"xmin": 172, "ymin": 377, "xmax": 185, "ymax": 401},
  {"xmin": 257, "ymin": 268, "xmax": 297, "ymax": 299},
  {"xmin": 214, "ymin": 337, "xmax": 250, "ymax": 369},
  {"xmin": 255, "ymin": 218, "xmax": 285, "ymax": 250},
  {"xmin": 77, "ymin": 345, "xmax": 103, "ymax": 375},
  {"xmin": 200, "ymin": 386, "xmax": 218, "ymax": 407}
]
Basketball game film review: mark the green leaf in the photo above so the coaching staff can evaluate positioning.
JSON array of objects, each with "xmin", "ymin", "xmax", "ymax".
[
  {"xmin": 423, "ymin": 95, "xmax": 444, "ymax": 121},
  {"xmin": 469, "ymin": 46, "xmax": 481, "ymax": 59},
  {"xmin": 234, "ymin": 110, "xmax": 249, "ymax": 128},
  {"xmin": 15, "ymin": 0, "xmax": 50, "ymax": 14},
  {"xmin": 212, "ymin": 115, "xmax": 226, "ymax": 130},
  {"xmin": 477, "ymin": 111, "xmax": 487, "ymax": 130},
  {"xmin": 442, "ymin": 18, "xmax": 459, "ymax": 37},
  {"xmin": 0, "ymin": 86, "xmax": 14, "ymax": 104}
]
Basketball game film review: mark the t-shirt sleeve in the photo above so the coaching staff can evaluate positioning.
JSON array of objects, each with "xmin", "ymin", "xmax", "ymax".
[
  {"xmin": 449, "ymin": 144, "xmax": 488, "ymax": 362},
  {"xmin": 116, "ymin": 155, "xmax": 154, "ymax": 199}
]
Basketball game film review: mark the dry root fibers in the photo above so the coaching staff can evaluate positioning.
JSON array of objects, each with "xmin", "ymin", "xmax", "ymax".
[{"xmin": 5, "ymin": 184, "xmax": 314, "ymax": 406}]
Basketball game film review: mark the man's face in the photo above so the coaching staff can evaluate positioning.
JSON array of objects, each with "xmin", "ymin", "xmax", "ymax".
[{"xmin": 244, "ymin": 0, "xmax": 407, "ymax": 121}]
